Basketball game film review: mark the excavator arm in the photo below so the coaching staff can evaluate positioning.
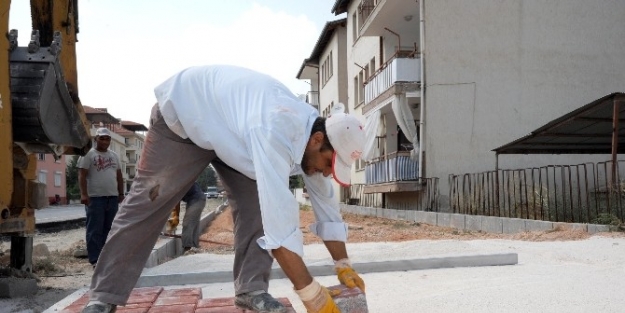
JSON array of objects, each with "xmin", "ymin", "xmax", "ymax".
[{"xmin": 1, "ymin": 0, "xmax": 92, "ymax": 272}]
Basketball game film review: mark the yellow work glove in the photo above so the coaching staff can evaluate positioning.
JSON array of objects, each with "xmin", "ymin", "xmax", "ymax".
[
  {"xmin": 335, "ymin": 258, "xmax": 366, "ymax": 292},
  {"xmin": 295, "ymin": 279, "xmax": 340, "ymax": 313}
]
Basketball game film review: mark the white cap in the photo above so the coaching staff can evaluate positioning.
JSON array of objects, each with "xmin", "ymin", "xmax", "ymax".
[
  {"xmin": 95, "ymin": 127, "xmax": 111, "ymax": 137},
  {"xmin": 325, "ymin": 104, "xmax": 365, "ymax": 187}
]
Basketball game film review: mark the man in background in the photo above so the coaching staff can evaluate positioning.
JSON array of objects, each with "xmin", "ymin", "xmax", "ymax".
[
  {"xmin": 78, "ymin": 127, "xmax": 124, "ymax": 268},
  {"xmin": 180, "ymin": 182, "xmax": 206, "ymax": 251}
]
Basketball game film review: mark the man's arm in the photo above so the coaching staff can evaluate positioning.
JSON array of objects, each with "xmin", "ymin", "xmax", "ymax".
[
  {"xmin": 272, "ymin": 247, "xmax": 313, "ymax": 290},
  {"xmin": 116, "ymin": 169, "xmax": 123, "ymax": 194},
  {"xmin": 78, "ymin": 168, "xmax": 89, "ymax": 205},
  {"xmin": 116, "ymin": 169, "xmax": 125, "ymax": 203},
  {"xmin": 323, "ymin": 240, "xmax": 348, "ymax": 261}
]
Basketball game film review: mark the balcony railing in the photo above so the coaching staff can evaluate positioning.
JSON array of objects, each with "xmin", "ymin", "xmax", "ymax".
[
  {"xmin": 359, "ymin": 0, "xmax": 378, "ymax": 26},
  {"xmin": 365, "ymin": 151, "xmax": 418, "ymax": 184},
  {"xmin": 306, "ymin": 91, "xmax": 319, "ymax": 108},
  {"xmin": 364, "ymin": 57, "xmax": 420, "ymax": 104}
]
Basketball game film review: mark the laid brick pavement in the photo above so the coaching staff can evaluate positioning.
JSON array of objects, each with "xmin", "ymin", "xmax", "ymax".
[{"xmin": 59, "ymin": 287, "xmax": 296, "ymax": 313}]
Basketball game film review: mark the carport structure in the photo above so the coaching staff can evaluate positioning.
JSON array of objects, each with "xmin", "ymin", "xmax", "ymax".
[
  {"xmin": 491, "ymin": 92, "xmax": 625, "ymax": 223},
  {"xmin": 494, "ymin": 92, "xmax": 625, "ymax": 179},
  {"xmin": 449, "ymin": 93, "xmax": 625, "ymax": 224}
]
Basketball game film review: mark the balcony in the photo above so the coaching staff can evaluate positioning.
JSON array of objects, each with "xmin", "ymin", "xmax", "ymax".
[
  {"xmin": 358, "ymin": 0, "xmax": 419, "ymax": 37},
  {"xmin": 363, "ymin": 57, "xmax": 420, "ymax": 113},
  {"xmin": 364, "ymin": 151, "xmax": 423, "ymax": 193},
  {"xmin": 126, "ymin": 144, "xmax": 137, "ymax": 151},
  {"xmin": 306, "ymin": 91, "xmax": 319, "ymax": 110}
]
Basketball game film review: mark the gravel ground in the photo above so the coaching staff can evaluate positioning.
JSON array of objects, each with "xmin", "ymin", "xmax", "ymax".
[
  {"xmin": 0, "ymin": 198, "xmax": 224, "ymax": 313},
  {"xmin": 0, "ymin": 199, "xmax": 623, "ymax": 312}
]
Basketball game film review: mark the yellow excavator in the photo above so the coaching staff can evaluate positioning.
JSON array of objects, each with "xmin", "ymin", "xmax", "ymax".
[{"xmin": 1, "ymin": 0, "xmax": 92, "ymax": 272}]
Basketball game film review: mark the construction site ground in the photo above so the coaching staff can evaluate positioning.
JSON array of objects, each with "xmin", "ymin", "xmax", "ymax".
[{"xmin": 1, "ymin": 200, "xmax": 624, "ymax": 312}]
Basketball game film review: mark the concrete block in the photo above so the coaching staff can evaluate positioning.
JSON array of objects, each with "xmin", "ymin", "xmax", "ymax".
[
  {"xmin": 450, "ymin": 214, "xmax": 466, "ymax": 229},
  {"xmin": 465, "ymin": 215, "xmax": 482, "ymax": 231},
  {"xmin": 328, "ymin": 284, "xmax": 368, "ymax": 313},
  {"xmin": 383, "ymin": 208, "xmax": 397, "ymax": 220},
  {"xmin": 404, "ymin": 210, "xmax": 417, "ymax": 222},
  {"xmin": 437, "ymin": 213, "xmax": 452, "ymax": 227},
  {"xmin": 525, "ymin": 220, "xmax": 553, "ymax": 232},
  {"xmin": 553, "ymin": 222, "xmax": 588, "ymax": 232},
  {"xmin": 481, "ymin": 216, "xmax": 503, "ymax": 233},
  {"xmin": 375, "ymin": 208, "xmax": 384, "ymax": 218},
  {"xmin": 588, "ymin": 224, "xmax": 610, "ymax": 234},
  {"xmin": 0, "ymin": 277, "xmax": 38, "ymax": 298},
  {"xmin": 415, "ymin": 211, "xmax": 437, "ymax": 225},
  {"xmin": 502, "ymin": 218, "xmax": 526, "ymax": 234}
]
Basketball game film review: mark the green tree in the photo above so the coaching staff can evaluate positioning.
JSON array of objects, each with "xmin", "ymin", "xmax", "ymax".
[
  {"xmin": 66, "ymin": 155, "xmax": 81, "ymax": 201},
  {"xmin": 196, "ymin": 165, "xmax": 217, "ymax": 191},
  {"xmin": 289, "ymin": 175, "xmax": 303, "ymax": 190}
]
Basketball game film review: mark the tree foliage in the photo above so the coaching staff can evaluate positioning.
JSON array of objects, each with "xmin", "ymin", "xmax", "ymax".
[
  {"xmin": 196, "ymin": 165, "xmax": 218, "ymax": 191},
  {"xmin": 66, "ymin": 155, "xmax": 80, "ymax": 200},
  {"xmin": 289, "ymin": 175, "xmax": 304, "ymax": 190}
]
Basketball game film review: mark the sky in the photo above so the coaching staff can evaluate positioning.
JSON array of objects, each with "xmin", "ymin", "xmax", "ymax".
[{"xmin": 9, "ymin": 0, "xmax": 344, "ymax": 126}]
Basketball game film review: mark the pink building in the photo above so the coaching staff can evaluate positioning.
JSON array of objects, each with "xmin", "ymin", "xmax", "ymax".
[{"xmin": 36, "ymin": 153, "xmax": 66, "ymax": 205}]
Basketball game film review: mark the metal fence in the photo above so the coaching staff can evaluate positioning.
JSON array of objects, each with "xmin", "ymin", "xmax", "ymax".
[
  {"xmin": 342, "ymin": 184, "xmax": 384, "ymax": 208},
  {"xmin": 343, "ymin": 177, "xmax": 441, "ymax": 212},
  {"xmin": 449, "ymin": 160, "xmax": 625, "ymax": 224}
]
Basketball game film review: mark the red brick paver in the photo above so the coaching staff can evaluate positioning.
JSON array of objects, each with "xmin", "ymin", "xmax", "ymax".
[{"xmin": 59, "ymin": 287, "xmax": 296, "ymax": 313}]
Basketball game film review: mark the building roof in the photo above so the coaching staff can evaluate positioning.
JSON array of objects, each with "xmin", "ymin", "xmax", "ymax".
[
  {"xmin": 331, "ymin": 0, "xmax": 351, "ymax": 15},
  {"xmin": 121, "ymin": 120, "xmax": 149, "ymax": 132},
  {"xmin": 82, "ymin": 106, "xmax": 120, "ymax": 124},
  {"xmin": 296, "ymin": 18, "xmax": 347, "ymax": 78},
  {"xmin": 494, "ymin": 92, "xmax": 625, "ymax": 155}
]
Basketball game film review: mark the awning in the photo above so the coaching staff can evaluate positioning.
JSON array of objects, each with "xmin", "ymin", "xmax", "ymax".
[{"xmin": 493, "ymin": 92, "xmax": 625, "ymax": 155}]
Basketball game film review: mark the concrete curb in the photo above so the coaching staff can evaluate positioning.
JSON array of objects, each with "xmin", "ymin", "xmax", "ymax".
[
  {"xmin": 340, "ymin": 204, "xmax": 612, "ymax": 234},
  {"xmin": 136, "ymin": 253, "xmax": 518, "ymax": 287},
  {"xmin": 144, "ymin": 203, "xmax": 228, "ymax": 268}
]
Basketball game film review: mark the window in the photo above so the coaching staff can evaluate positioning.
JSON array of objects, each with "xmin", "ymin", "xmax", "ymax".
[
  {"xmin": 321, "ymin": 51, "xmax": 333, "ymax": 86},
  {"xmin": 358, "ymin": 70, "xmax": 365, "ymax": 105},
  {"xmin": 353, "ymin": 75, "xmax": 359, "ymax": 107},
  {"xmin": 54, "ymin": 171, "xmax": 62, "ymax": 187},
  {"xmin": 37, "ymin": 153, "xmax": 45, "ymax": 161},
  {"xmin": 356, "ymin": 159, "xmax": 365, "ymax": 172},
  {"xmin": 38, "ymin": 170, "xmax": 47, "ymax": 184},
  {"xmin": 352, "ymin": 12, "xmax": 358, "ymax": 43}
]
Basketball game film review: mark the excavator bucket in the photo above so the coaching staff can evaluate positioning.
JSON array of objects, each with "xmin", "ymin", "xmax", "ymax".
[{"xmin": 9, "ymin": 30, "xmax": 90, "ymax": 155}]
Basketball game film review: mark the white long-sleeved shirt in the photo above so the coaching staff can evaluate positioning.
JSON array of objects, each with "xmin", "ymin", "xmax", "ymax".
[{"xmin": 154, "ymin": 65, "xmax": 347, "ymax": 257}]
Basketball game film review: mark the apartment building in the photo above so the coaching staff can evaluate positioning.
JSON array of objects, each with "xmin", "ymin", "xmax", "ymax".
[
  {"xmin": 113, "ymin": 121, "xmax": 148, "ymax": 192},
  {"xmin": 303, "ymin": 0, "xmax": 625, "ymax": 210},
  {"xmin": 36, "ymin": 154, "xmax": 66, "ymax": 204}
]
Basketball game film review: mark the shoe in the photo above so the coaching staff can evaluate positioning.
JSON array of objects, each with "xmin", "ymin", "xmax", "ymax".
[
  {"xmin": 81, "ymin": 302, "xmax": 117, "ymax": 313},
  {"xmin": 235, "ymin": 292, "xmax": 286, "ymax": 313}
]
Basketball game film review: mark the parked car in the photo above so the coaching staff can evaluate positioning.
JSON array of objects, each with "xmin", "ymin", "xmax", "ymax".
[{"xmin": 205, "ymin": 187, "xmax": 219, "ymax": 199}]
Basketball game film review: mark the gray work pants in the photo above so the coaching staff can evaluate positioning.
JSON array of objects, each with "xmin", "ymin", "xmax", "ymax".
[
  {"xmin": 180, "ymin": 188, "xmax": 206, "ymax": 249},
  {"xmin": 89, "ymin": 105, "xmax": 273, "ymax": 305}
]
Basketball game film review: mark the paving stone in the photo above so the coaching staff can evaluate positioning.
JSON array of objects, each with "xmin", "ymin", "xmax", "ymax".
[
  {"xmin": 148, "ymin": 303, "xmax": 195, "ymax": 313},
  {"xmin": 153, "ymin": 295, "xmax": 199, "ymax": 306},
  {"xmin": 195, "ymin": 306, "xmax": 244, "ymax": 313},
  {"xmin": 197, "ymin": 297, "xmax": 234, "ymax": 308},
  {"xmin": 117, "ymin": 307, "xmax": 149, "ymax": 313},
  {"xmin": 328, "ymin": 284, "xmax": 368, "ymax": 313},
  {"xmin": 160, "ymin": 287, "xmax": 202, "ymax": 298},
  {"xmin": 0, "ymin": 277, "xmax": 38, "ymax": 298}
]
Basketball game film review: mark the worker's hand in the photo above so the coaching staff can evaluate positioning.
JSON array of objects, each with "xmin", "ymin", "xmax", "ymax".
[
  {"xmin": 335, "ymin": 258, "xmax": 365, "ymax": 292},
  {"xmin": 118, "ymin": 194, "xmax": 125, "ymax": 203},
  {"xmin": 80, "ymin": 194, "xmax": 89, "ymax": 206},
  {"xmin": 295, "ymin": 279, "xmax": 340, "ymax": 313}
]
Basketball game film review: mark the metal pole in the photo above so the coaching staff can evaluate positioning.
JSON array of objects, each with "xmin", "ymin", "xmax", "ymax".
[{"xmin": 611, "ymin": 98, "xmax": 619, "ymax": 188}]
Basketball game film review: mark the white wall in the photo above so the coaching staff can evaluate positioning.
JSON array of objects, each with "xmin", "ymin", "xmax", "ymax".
[{"xmin": 424, "ymin": 0, "xmax": 625, "ymax": 196}]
